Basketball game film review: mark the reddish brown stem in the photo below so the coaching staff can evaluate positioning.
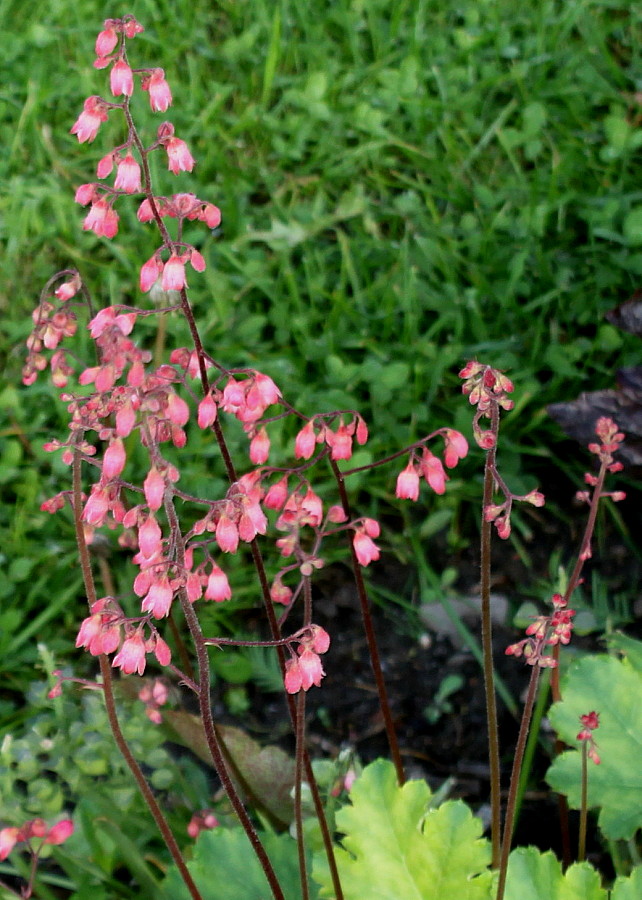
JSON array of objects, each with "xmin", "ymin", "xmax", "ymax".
[
  {"xmin": 496, "ymin": 665, "xmax": 541, "ymax": 900},
  {"xmin": 72, "ymin": 452, "xmax": 203, "ymax": 900},
  {"xmin": 481, "ymin": 406, "xmax": 502, "ymax": 868},
  {"xmin": 329, "ymin": 458, "xmax": 405, "ymax": 786}
]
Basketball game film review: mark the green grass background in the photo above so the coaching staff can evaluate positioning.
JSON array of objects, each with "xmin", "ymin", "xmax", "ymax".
[
  {"xmin": 1, "ymin": 2, "xmax": 642, "ymax": 893},
  {"xmin": 2, "ymin": 0, "xmax": 642, "ymax": 683}
]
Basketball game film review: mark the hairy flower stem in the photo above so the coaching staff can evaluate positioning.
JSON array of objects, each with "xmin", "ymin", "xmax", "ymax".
[
  {"xmin": 495, "ymin": 664, "xmax": 541, "ymax": 900},
  {"xmin": 480, "ymin": 411, "xmax": 502, "ymax": 868},
  {"xmin": 161, "ymin": 286, "xmax": 340, "ymax": 895},
  {"xmin": 163, "ymin": 497, "xmax": 286, "ymax": 900},
  {"xmin": 329, "ymin": 458, "xmax": 406, "ymax": 786},
  {"xmin": 578, "ymin": 742, "xmax": 589, "ymax": 863},
  {"xmin": 295, "ymin": 690, "xmax": 310, "ymax": 900},
  {"xmin": 550, "ymin": 460, "xmax": 607, "ymax": 867},
  {"xmin": 173, "ymin": 291, "xmax": 344, "ymax": 900},
  {"xmin": 72, "ymin": 452, "xmax": 204, "ymax": 900}
]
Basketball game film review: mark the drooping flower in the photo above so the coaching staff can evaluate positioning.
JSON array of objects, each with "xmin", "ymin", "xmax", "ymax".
[
  {"xmin": 295, "ymin": 421, "xmax": 316, "ymax": 459},
  {"xmin": 204, "ymin": 564, "xmax": 232, "ymax": 602},
  {"xmin": 140, "ymin": 254, "xmax": 163, "ymax": 292},
  {"xmin": 110, "ymin": 59, "xmax": 134, "ymax": 97},
  {"xmin": 162, "ymin": 254, "xmax": 187, "ymax": 291},
  {"xmin": 395, "ymin": 461, "xmax": 420, "ymax": 501},
  {"xmin": 142, "ymin": 68, "xmax": 172, "ymax": 112},
  {"xmin": 165, "ymin": 137, "xmax": 195, "ymax": 174},
  {"xmin": 114, "ymin": 153, "xmax": 142, "ymax": 193},
  {"xmin": 70, "ymin": 96, "xmax": 109, "ymax": 143},
  {"xmin": 113, "ymin": 631, "xmax": 147, "ymax": 675},
  {"xmin": 353, "ymin": 529, "xmax": 380, "ymax": 566},
  {"xmin": 249, "ymin": 427, "xmax": 270, "ymax": 464},
  {"xmin": 83, "ymin": 199, "xmax": 119, "ymax": 238},
  {"xmin": 95, "ymin": 26, "xmax": 118, "ymax": 58}
]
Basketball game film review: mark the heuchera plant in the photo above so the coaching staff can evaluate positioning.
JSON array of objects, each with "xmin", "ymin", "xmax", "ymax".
[{"xmin": 13, "ymin": 15, "xmax": 641, "ymax": 900}]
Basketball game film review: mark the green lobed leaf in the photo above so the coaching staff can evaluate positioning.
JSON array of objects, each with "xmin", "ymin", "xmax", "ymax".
[
  {"xmin": 503, "ymin": 849, "xmax": 606, "ymax": 900},
  {"xmin": 312, "ymin": 758, "xmax": 492, "ymax": 899},
  {"xmin": 163, "ymin": 827, "xmax": 317, "ymax": 900},
  {"xmin": 611, "ymin": 866, "xmax": 642, "ymax": 899},
  {"xmin": 546, "ymin": 656, "xmax": 642, "ymax": 840}
]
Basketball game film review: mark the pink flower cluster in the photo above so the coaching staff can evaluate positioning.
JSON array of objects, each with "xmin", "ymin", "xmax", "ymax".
[
  {"xmin": 294, "ymin": 414, "xmax": 368, "ymax": 462},
  {"xmin": 395, "ymin": 429, "xmax": 468, "ymax": 500},
  {"xmin": 187, "ymin": 809, "xmax": 219, "ymax": 839},
  {"xmin": 0, "ymin": 818, "xmax": 74, "ymax": 861},
  {"xmin": 284, "ymin": 625, "xmax": 331, "ymax": 693},
  {"xmin": 138, "ymin": 678, "xmax": 169, "ymax": 724},
  {"xmin": 69, "ymin": 14, "xmax": 206, "ymax": 289},
  {"xmin": 505, "ymin": 594, "xmax": 575, "ymax": 668},
  {"xmin": 577, "ymin": 711, "xmax": 601, "ymax": 765},
  {"xmin": 76, "ymin": 597, "xmax": 171, "ymax": 676},
  {"xmin": 22, "ymin": 277, "xmax": 81, "ymax": 387},
  {"xmin": 459, "ymin": 361, "xmax": 514, "ymax": 449}
]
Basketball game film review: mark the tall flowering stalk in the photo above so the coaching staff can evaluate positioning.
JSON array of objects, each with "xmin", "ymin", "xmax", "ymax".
[
  {"xmin": 459, "ymin": 362, "xmax": 544, "ymax": 866},
  {"xmin": 23, "ymin": 16, "xmax": 470, "ymax": 899},
  {"xmin": 495, "ymin": 416, "xmax": 625, "ymax": 900}
]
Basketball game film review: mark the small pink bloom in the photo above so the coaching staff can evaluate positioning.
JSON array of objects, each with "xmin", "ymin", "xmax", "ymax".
[
  {"xmin": 110, "ymin": 59, "xmax": 134, "ymax": 97},
  {"xmin": 166, "ymin": 391, "xmax": 190, "ymax": 426},
  {"xmin": 204, "ymin": 565, "xmax": 232, "ymax": 602},
  {"xmin": 362, "ymin": 517, "xmax": 380, "ymax": 538},
  {"xmin": 186, "ymin": 571, "xmax": 204, "ymax": 603},
  {"xmin": 353, "ymin": 530, "xmax": 380, "ymax": 566},
  {"xmin": 82, "ymin": 487, "xmax": 109, "ymax": 526},
  {"xmin": 264, "ymin": 477, "xmax": 289, "ymax": 510},
  {"xmin": 165, "ymin": 137, "xmax": 195, "ymax": 174},
  {"xmin": 443, "ymin": 429, "xmax": 469, "ymax": 468},
  {"xmin": 123, "ymin": 17, "xmax": 144, "ymax": 39},
  {"xmin": 270, "ymin": 578, "xmax": 292, "ymax": 605},
  {"xmin": 137, "ymin": 198, "xmax": 156, "ymax": 222},
  {"xmin": 0, "ymin": 827, "xmax": 19, "ymax": 861},
  {"xmin": 143, "ymin": 68, "xmax": 172, "ymax": 112},
  {"xmin": 295, "ymin": 421, "xmax": 316, "ymax": 459},
  {"xmin": 197, "ymin": 393, "xmax": 218, "ymax": 428},
  {"xmin": 113, "ymin": 632, "xmax": 147, "ymax": 675},
  {"xmin": 95, "ymin": 26, "xmax": 118, "ymax": 58},
  {"xmin": 284, "ymin": 658, "xmax": 303, "ymax": 694},
  {"xmin": 202, "ymin": 203, "xmax": 222, "ymax": 229},
  {"xmin": 97, "ymin": 152, "xmax": 115, "ymax": 178},
  {"xmin": 141, "ymin": 576, "xmax": 174, "ymax": 618},
  {"xmin": 162, "ymin": 254, "xmax": 187, "ymax": 291},
  {"xmin": 116, "ymin": 402, "xmax": 136, "ymax": 437},
  {"xmin": 138, "ymin": 515, "xmax": 162, "ymax": 558},
  {"xmin": 249, "ymin": 427, "xmax": 270, "ymax": 464},
  {"xmin": 83, "ymin": 199, "xmax": 119, "ymax": 238},
  {"xmin": 326, "ymin": 421, "xmax": 353, "ymax": 460},
  {"xmin": 150, "ymin": 635, "xmax": 171, "ymax": 666},
  {"xmin": 190, "ymin": 248, "xmax": 206, "ymax": 272},
  {"xmin": 45, "ymin": 819, "xmax": 74, "ymax": 846},
  {"xmin": 114, "ymin": 154, "xmax": 142, "ymax": 193},
  {"xmin": 420, "ymin": 450, "xmax": 446, "ymax": 494},
  {"xmin": 298, "ymin": 649, "xmax": 325, "ymax": 690},
  {"xmin": 216, "ymin": 515, "xmax": 239, "ymax": 553},
  {"xmin": 309, "ymin": 625, "xmax": 331, "ymax": 654},
  {"xmin": 103, "ymin": 438, "xmax": 126, "ymax": 479},
  {"xmin": 395, "ymin": 462, "xmax": 420, "ymax": 500},
  {"xmin": 355, "ymin": 417, "xmax": 368, "ymax": 445},
  {"xmin": 140, "ymin": 254, "xmax": 163, "ymax": 292},
  {"xmin": 250, "ymin": 372, "xmax": 281, "ymax": 408},
  {"xmin": 70, "ymin": 96, "xmax": 108, "ymax": 143},
  {"xmin": 144, "ymin": 467, "xmax": 166, "ymax": 511},
  {"xmin": 74, "ymin": 183, "xmax": 97, "ymax": 206}
]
